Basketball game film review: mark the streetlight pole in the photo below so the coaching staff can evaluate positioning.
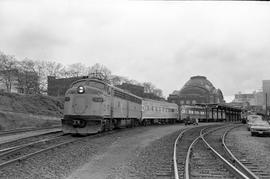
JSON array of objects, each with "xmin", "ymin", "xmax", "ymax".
[{"xmin": 266, "ymin": 93, "xmax": 268, "ymax": 118}]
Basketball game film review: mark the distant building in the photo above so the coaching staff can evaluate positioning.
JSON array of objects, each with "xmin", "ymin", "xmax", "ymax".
[
  {"xmin": 168, "ymin": 76, "xmax": 225, "ymax": 105},
  {"xmin": 233, "ymin": 92, "xmax": 255, "ymax": 105},
  {"xmin": 116, "ymin": 83, "xmax": 144, "ymax": 97},
  {"xmin": 232, "ymin": 90, "xmax": 264, "ymax": 113},
  {"xmin": 167, "ymin": 90, "xmax": 180, "ymax": 104},
  {"xmin": 47, "ymin": 76, "xmax": 83, "ymax": 96},
  {"xmin": 116, "ymin": 83, "xmax": 164, "ymax": 100},
  {"xmin": 254, "ymin": 91, "xmax": 264, "ymax": 107},
  {"xmin": 263, "ymin": 80, "xmax": 270, "ymax": 109}
]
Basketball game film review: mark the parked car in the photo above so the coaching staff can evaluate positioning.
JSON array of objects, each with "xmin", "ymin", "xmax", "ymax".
[
  {"xmin": 250, "ymin": 120, "xmax": 270, "ymax": 136},
  {"xmin": 247, "ymin": 115, "xmax": 263, "ymax": 131},
  {"xmin": 184, "ymin": 117, "xmax": 198, "ymax": 125}
]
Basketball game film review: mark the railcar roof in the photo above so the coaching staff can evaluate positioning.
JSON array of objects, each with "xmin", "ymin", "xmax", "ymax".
[{"xmin": 143, "ymin": 98, "xmax": 178, "ymax": 106}]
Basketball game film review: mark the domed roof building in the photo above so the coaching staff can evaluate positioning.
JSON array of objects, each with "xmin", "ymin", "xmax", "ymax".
[{"xmin": 168, "ymin": 76, "xmax": 225, "ymax": 105}]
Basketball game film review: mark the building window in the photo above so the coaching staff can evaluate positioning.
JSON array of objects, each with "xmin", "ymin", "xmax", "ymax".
[
  {"xmin": 192, "ymin": 100, "xmax": 196, "ymax": 104},
  {"xmin": 186, "ymin": 100, "xmax": 190, "ymax": 104},
  {"xmin": 180, "ymin": 100, "xmax": 184, "ymax": 105}
]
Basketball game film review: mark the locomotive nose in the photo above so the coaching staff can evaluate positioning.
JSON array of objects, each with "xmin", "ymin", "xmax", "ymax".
[{"xmin": 71, "ymin": 86, "xmax": 104, "ymax": 115}]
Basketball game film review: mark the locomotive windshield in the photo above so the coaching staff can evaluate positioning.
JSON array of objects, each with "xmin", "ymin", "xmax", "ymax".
[{"xmin": 72, "ymin": 80, "xmax": 106, "ymax": 90}]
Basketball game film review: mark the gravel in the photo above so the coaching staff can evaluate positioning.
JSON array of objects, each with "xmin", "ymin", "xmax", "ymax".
[
  {"xmin": 0, "ymin": 123, "xmax": 226, "ymax": 179},
  {"xmin": 0, "ymin": 124, "xmax": 185, "ymax": 179},
  {"xmin": 126, "ymin": 130, "xmax": 181, "ymax": 179},
  {"xmin": 226, "ymin": 125, "xmax": 270, "ymax": 176}
]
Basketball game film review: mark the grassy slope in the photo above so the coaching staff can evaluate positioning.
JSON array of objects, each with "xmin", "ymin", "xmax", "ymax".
[{"xmin": 0, "ymin": 92, "xmax": 64, "ymax": 130}]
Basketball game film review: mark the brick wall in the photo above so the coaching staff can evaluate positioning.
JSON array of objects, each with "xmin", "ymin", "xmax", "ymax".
[{"xmin": 47, "ymin": 76, "xmax": 83, "ymax": 96}]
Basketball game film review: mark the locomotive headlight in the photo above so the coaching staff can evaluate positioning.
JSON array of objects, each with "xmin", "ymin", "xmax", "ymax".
[{"xmin": 77, "ymin": 86, "xmax": 85, "ymax": 94}]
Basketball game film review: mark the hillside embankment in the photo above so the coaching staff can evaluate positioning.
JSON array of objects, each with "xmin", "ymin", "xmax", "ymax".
[{"xmin": 0, "ymin": 92, "xmax": 64, "ymax": 130}]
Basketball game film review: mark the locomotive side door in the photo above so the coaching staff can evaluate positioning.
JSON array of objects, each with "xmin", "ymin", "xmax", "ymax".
[
  {"xmin": 126, "ymin": 96, "xmax": 129, "ymax": 126},
  {"xmin": 109, "ymin": 88, "xmax": 114, "ymax": 126}
]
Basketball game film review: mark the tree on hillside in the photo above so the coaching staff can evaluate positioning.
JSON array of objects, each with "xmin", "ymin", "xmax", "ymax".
[
  {"xmin": 142, "ymin": 82, "xmax": 164, "ymax": 98},
  {"xmin": 33, "ymin": 60, "xmax": 65, "ymax": 93},
  {"xmin": 45, "ymin": 61, "xmax": 64, "ymax": 77},
  {"xmin": 65, "ymin": 63, "xmax": 88, "ymax": 77},
  {"xmin": 88, "ymin": 63, "xmax": 112, "ymax": 80},
  {"xmin": 0, "ymin": 52, "xmax": 18, "ymax": 92},
  {"xmin": 17, "ymin": 59, "xmax": 40, "ymax": 94},
  {"xmin": 153, "ymin": 88, "xmax": 163, "ymax": 98},
  {"xmin": 143, "ymin": 82, "xmax": 155, "ymax": 93}
]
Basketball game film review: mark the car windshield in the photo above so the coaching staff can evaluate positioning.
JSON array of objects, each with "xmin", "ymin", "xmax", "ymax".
[
  {"xmin": 247, "ymin": 115, "xmax": 262, "ymax": 122},
  {"xmin": 252, "ymin": 121, "xmax": 270, "ymax": 126}
]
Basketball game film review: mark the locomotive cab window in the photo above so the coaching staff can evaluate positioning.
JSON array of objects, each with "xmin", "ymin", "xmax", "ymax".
[
  {"xmin": 72, "ymin": 81, "xmax": 86, "ymax": 87},
  {"xmin": 87, "ymin": 81, "xmax": 106, "ymax": 90}
]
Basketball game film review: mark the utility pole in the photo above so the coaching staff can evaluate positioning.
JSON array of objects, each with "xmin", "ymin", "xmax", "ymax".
[{"xmin": 266, "ymin": 93, "xmax": 268, "ymax": 118}]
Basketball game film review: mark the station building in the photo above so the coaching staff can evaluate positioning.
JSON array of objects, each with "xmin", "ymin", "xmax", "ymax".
[
  {"xmin": 168, "ymin": 76, "xmax": 242, "ymax": 121},
  {"xmin": 168, "ymin": 76, "xmax": 225, "ymax": 105}
]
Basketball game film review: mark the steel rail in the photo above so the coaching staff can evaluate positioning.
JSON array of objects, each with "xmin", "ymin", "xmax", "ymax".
[
  {"xmin": 184, "ymin": 125, "xmax": 228, "ymax": 179},
  {"xmin": 0, "ymin": 126, "xmax": 61, "ymax": 136},
  {"xmin": 0, "ymin": 138, "xmax": 79, "ymax": 168},
  {"xmin": 173, "ymin": 127, "xmax": 191, "ymax": 179},
  {"xmin": 222, "ymin": 125, "xmax": 260, "ymax": 179},
  {"xmin": 173, "ymin": 125, "xmax": 211, "ymax": 179},
  {"xmin": 184, "ymin": 133, "xmax": 201, "ymax": 179},
  {"xmin": 0, "ymin": 135, "xmax": 63, "ymax": 157},
  {"xmin": 0, "ymin": 130, "xmax": 116, "ymax": 169},
  {"xmin": 0, "ymin": 130, "xmax": 62, "ymax": 146},
  {"xmin": 201, "ymin": 125, "xmax": 249, "ymax": 179}
]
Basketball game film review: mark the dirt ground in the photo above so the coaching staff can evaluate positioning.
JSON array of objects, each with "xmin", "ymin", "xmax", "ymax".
[{"xmin": 0, "ymin": 92, "xmax": 63, "ymax": 130}]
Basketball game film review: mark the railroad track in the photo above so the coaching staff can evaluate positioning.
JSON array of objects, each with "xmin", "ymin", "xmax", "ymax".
[
  {"xmin": 0, "ymin": 131, "xmax": 63, "ymax": 155},
  {"xmin": 173, "ymin": 125, "xmax": 224, "ymax": 179},
  {"xmin": 224, "ymin": 125, "xmax": 270, "ymax": 179},
  {"xmin": 0, "ymin": 130, "xmax": 115, "ymax": 170},
  {"xmin": 0, "ymin": 126, "xmax": 61, "ymax": 137},
  {"xmin": 173, "ymin": 124, "xmax": 250, "ymax": 179}
]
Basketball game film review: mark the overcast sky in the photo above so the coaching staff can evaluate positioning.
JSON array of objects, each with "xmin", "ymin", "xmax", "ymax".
[{"xmin": 0, "ymin": 0, "xmax": 270, "ymax": 102}]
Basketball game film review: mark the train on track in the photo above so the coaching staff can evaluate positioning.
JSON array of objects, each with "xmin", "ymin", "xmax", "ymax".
[
  {"xmin": 62, "ymin": 74, "xmax": 225, "ymax": 135},
  {"xmin": 62, "ymin": 74, "xmax": 179, "ymax": 134}
]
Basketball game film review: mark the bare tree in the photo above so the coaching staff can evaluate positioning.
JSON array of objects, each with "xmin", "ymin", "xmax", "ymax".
[
  {"xmin": 153, "ymin": 88, "xmax": 163, "ymax": 98},
  {"xmin": 45, "ymin": 61, "xmax": 64, "ymax": 77},
  {"xmin": 0, "ymin": 52, "xmax": 18, "ymax": 92},
  {"xmin": 111, "ymin": 75, "xmax": 123, "ymax": 86},
  {"xmin": 32, "ymin": 60, "xmax": 64, "ymax": 93},
  {"xmin": 17, "ymin": 58, "xmax": 40, "ymax": 94},
  {"xmin": 142, "ymin": 82, "xmax": 155, "ymax": 93},
  {"xmin": 88, "ymin": 63, "xmax": 112, "ymax": 80},
  {"xmin": 66, "ymin": 63, "xmax": 88, "ymax": 77}
]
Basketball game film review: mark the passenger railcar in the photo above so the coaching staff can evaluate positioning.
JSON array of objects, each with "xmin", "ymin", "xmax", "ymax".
[
  {"xmin": 142, "ymin": 99, "xmax": 178, "ymax": 125},
  {"xmin": 180, "ymin": 105, "xmax": 206, "ymax": 122}
]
